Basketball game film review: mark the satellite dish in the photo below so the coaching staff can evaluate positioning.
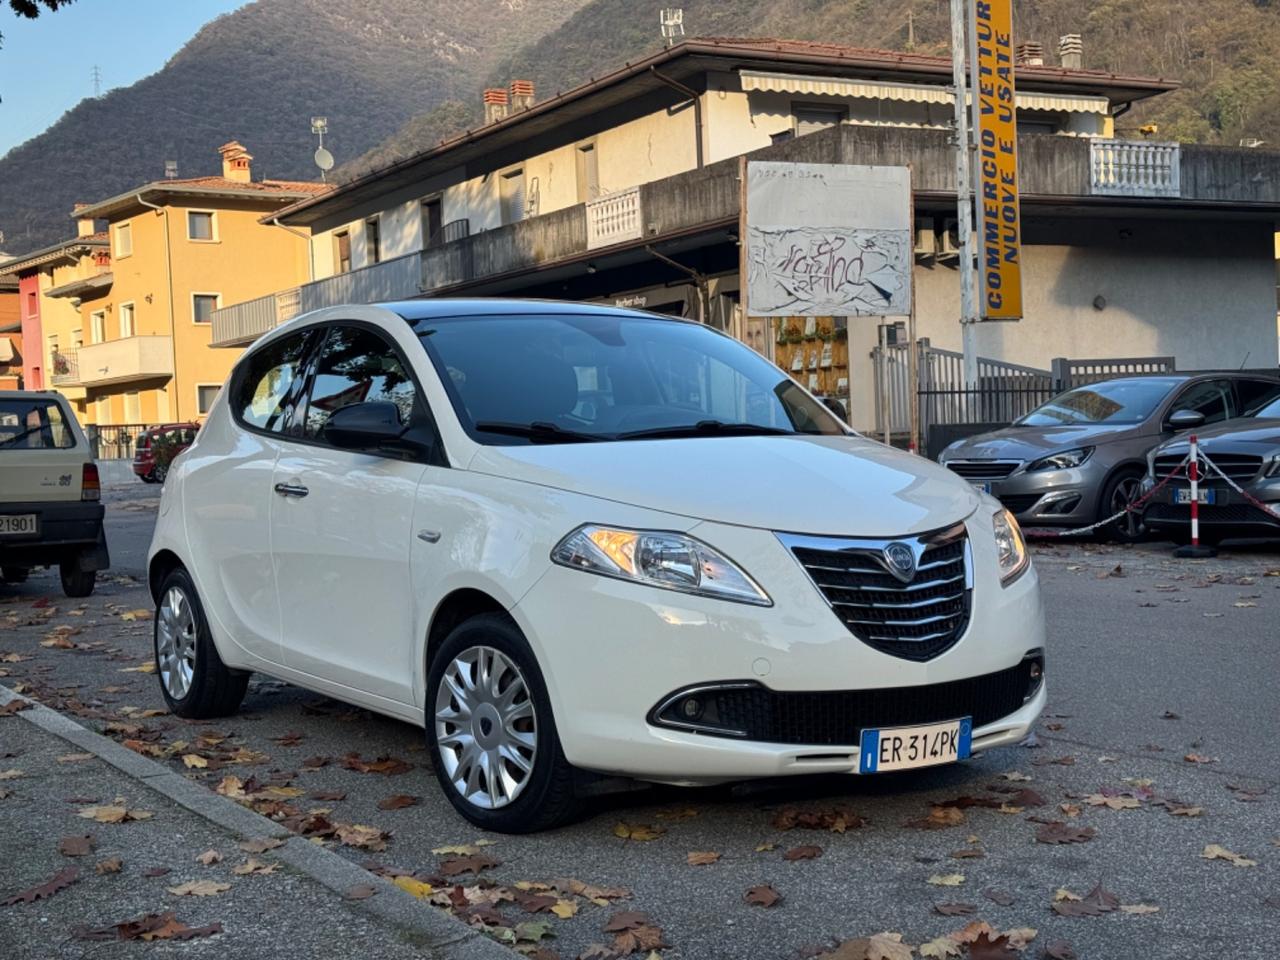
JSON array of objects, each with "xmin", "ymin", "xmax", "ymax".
[{"xmin": 314, "ymin": 147, "xmax": 334, "ymax": 172}]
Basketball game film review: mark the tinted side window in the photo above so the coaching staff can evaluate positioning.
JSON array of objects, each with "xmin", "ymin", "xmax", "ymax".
[
  {"xmin": 1237, "ymin": 379, "xmax": 1280, "ymax": 415},
  {"xmin": 302, "ymin": 326, "xmax": 417, "ymax": 440},
  {"xmin": 236, "ymin": 332, "xmax": 314, "ymax": 433},
  {"xmin": 1171, "ymin": 380, "xmax": 1235, "ymax": 425}
]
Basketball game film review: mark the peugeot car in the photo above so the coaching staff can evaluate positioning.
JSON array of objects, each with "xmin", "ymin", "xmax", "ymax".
[
  {"xmin": 147, "ymin": 301, "xmax": 1046, "ymax": 832},
  {"xmin": 938, "ymin": 374, "xmax": 1280, "ymax": 541}
]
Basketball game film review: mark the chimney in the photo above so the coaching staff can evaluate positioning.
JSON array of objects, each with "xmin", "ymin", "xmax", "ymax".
[
  {"xmin": 1059, "ymin": 34, "xmax": 1083, "ymax": 70},
  {"xmin": 218, "ymin": 140, "xmax": 254, "ymax": 182},
  {"xmin": 73, "ymin": 202, "xmax": 95, "ymax": 238},
  {"xmin": 509, "ymin": 79, "xmax": 535, "ymax": 112},
  {"xmin": 1016, "ymin": 41, "xmax": 1044, "ymax": 67},
  {"xmin": 483, "ymin": 87, "xmax": 509, "ymax": 124}
]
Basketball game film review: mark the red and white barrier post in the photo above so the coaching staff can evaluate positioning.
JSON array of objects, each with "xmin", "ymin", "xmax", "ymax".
[{"xmin": 1175, "ymin": 433, "xmax": 1217, "ymax": 558}]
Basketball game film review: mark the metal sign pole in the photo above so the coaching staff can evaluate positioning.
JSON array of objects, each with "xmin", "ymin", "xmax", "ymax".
[
  {"xmin": 949, "ymin": 0, "xmax": 979, "ymax": 390},
  {"xmin": 907, "ymin": 176, "xmax": 920, "ymax": 456}
]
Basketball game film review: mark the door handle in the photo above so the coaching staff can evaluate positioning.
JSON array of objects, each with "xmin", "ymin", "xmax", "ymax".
[{"xmin": 273, "ymin": 482, "xmax": 309, "ymax": 499}]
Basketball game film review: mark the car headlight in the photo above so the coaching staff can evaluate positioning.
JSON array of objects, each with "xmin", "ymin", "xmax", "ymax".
[
  {"xmin": 1027, "ymin": 447, "xmax": 1093, "ymax": 472},
  {"xmin": 551, "ymin": 525, "xmax": 771, "ymax": 606},
  {"xmin": 993, "ymin": 509, "xmax": 1029, "ymax": 585}
]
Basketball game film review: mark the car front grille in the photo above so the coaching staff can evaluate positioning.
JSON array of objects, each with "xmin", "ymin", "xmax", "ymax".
[
  {"xmin": 946, "ymin": 460, "xmax": 1020, "ymax": 481},
  {"xmin": 1154, "ymin": 453, "xmax": 1263, "ymax": 483},
  {"xmin": 650, "ymin": 658, "xmax": 1042, "ymax": 746},
  {"xmin": 780, "ymin": 525, "xmax": 971, "ymax": 662},
  {"xmin": 1144, "ymin": 502, "xmax": 1280, "ymax": 526}
]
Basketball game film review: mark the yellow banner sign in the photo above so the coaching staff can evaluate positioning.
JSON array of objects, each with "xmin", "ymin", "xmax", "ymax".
[{"xmin": 969, "ymin": 0, "xmax": 1022, "ymax": 319}]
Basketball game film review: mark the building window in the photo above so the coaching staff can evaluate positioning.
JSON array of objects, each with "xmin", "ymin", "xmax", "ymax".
[
  {"xmin": 123, "ymin": 391, "xmax": 141, "ymax": 424},
  {"xmin": 192, "ymin": 293, "xmax": 220, "ymax": 324},
  {"xmin": 26, "ymin": 291, "xmax": 37, "ymax": 317},
  {"xmin": 187, "ymin": 210, "xmax": 215, "ymax": 241},
  {"xmin": 114, "ymin": 221, "xmax": 133, "ymax": 258},
  {"xmin": 421, "ymin": 197, "xmax": 443, "ymax": 248},
  {"xmin": 47, "ymin": 334, "xmax": 59, "ymax": 366},
  {"xmin": 334, "ymin": 231, "xmax": 352, "ymax": 274},
  {"xmin": 119, "ymin": 302, "xmax": 136, "ymax": 338},
  {"xmin": 196, "ymin": 384, "xmax": 220, "ymax": 416},
  {"xmin": 95, "ymin": 396, "xmax": 111, "ymax": 425},
  {"xmin": 793, "ymin": 103, "xmax": 846, "ymax": 137},
  {"xmin": 576, "ymin": 142, "xmax": 599, "ymax": 203},
  {"xmin": 90, "ymin": 311, "xmax": 106, "ymax": 344},
  {"xmin": 365, "ymin": 217, "xmax": 381, "ymax": 265},
  {"xmin": 72, "ymin": 328, "xmax": 83, "ymax": 349},
  {"xmin": 500, "ymin": 168, "xmax": 525, "ymax": 225}
]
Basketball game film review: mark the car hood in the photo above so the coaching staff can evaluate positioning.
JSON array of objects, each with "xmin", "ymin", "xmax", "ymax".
[
  {"xmin": 466, "ymin": 434, "xmax": 982, "ymax": 537},
  {"xmin": 943, "ymin": 422, "xmax": 1142, "ymax": 461},
  {"xmin": 1154, "ymin": 417, "xmax": 1280, "ymax": 453}
]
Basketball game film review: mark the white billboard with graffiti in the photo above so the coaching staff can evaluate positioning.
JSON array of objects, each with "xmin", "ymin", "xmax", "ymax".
[{"xmin": 745, "ymin": 162, "xmax": 911, "ymax": 317}]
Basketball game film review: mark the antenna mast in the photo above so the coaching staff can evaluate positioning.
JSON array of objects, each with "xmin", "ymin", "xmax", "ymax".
[
  {"xmin": 90, "ymin": 65, "xmax": 102, "ymax": 97},
  {"xmin": 660, "ymin": 8, "xmax": 684, "ymax": 47},
  {"xmin": 311, "ymin": 116, "xmax": 334, "ymax": 182}
]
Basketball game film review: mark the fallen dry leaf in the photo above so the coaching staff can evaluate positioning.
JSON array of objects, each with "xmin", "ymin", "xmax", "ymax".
[
  {"xmin": 59, "ymin": 834, "xmax": 95, "ymax": 857},
  {"xmin": 745, "ymin": 884, "xmax": 782, "ymax": 907},
  {"xmin": 1042, "ymin": 940, "xmax": 1078, "ymax": 960},
  {"xmin": 927, "ymin": 873, "xmax": 965, "ymax": 886},
  {"xmin": 772, "ymin": 805, "xmax": 866, "ymax": 833},
  {"xmin": 612, "ymin": 822, "xmax": 665, "ymax": 842},
  {"xmin": 1184, "ymin": 753, "xmax": 1218, "ymax": 765},
  {"xmin": 783, "ymin": 845, "xmax": 823, "ymax": 862},
  {"xmin": 2, "ymin": 866, "xmax": 79, "ymax": 905},
  {"xmin": 167, "ymin": 880, "xmax": 230, "ymax": 897},
  {"xmin": 430, "ymin": 839, "xmax": 496, "ymax": 856},
  {"xmin": 340, "ymin": 753, "xmax": 412, "ymax": 775},
  {"xmin": 73, "ymin": 910, "xmax": 221, "ymax": 942},
  {"xmin": 906, "ymin": 806, "xmax": 966, "ymax": 830},
  {"xmin": 983, "ymin": 888, "xmax": 1016, "ymax": 906},
  {"xmin": 551, "ymin": 898, "xmax": 579, "ymax": 918},
  {"xmin": 686, "ymin": 851, "xmax": 721, "ymax": 866},
  {"xmin": 920, "ymin": 935, "xmax": 964, "ymax": 959},
  {"xmin": 182, "ymin": 754, "xmax": 208, "ymax": 769},
  {"xmin": 392, "ymin": 875, "xmax": 434, "ymax": 898},
  {"xmin": 438, "ymin": 853, "xmax": 500, "ymax": 877},
  {"xmin": 1052, "ymin": 883, "xmax": 1119, "ymax": 917},
  {"xmin": 237, "ymin": 837, "xmax": 285, "ymax": 854},
  {"xmin": 78, "ymin": 804, "xmax": 152, "ymax": 824},
  {"xmin": 56, "ymin": 753, "xmax": 94, "ymax": 763},
  {"xmin": 95, "ymin": 857, "xmax": 123, "ymax": 875},
  {"xmin": 1202, "ymin": 844, "xmax": 1257, "ymax": 867},
  {"xmin": 231, "ymin": 858, "xmax": 277, "ymax": 876},
  {"xmin": 334, "ymin": 823, "xmax": 390, "ymax": 852},
  {"xmin": 1085, "ymin": 794, "xmax": 1141, "ymax": 811},
  {"xmin": 0, "ymin": 769, "xmax": 23, "ymax": 780},
  {"xmin": 1119, "ymin": 904, "xmax": 1160, "ymax": 915},
  {"xmin": 1035, "ymin": 822, "xmax": 1096, "ymax": 845},
  {"xmin": 377, "ymin": 794, "xmax": 419, "ymax": 811},
  {"xmin": 934, "ymin": 902, "xmax": 976, "ymax": 916},
  {"xmin": 195, "ymin": 849, "xmax": 222, "ymax": 866},
  {"xmin": 345, "ymin": 884, "xmax": 378, "ymax": 900}
]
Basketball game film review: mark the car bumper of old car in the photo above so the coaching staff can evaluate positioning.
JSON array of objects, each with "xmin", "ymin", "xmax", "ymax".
[
  {"xmin": 511, "ymin": 517, "xmax": 1046, "ymax": 783},
  {"xmin": 0, "ymin": 500, "xmax": 107, "ymax": 567}
]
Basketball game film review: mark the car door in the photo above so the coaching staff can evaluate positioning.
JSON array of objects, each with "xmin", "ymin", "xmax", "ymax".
[
  {"xmin": 189, "ymin": 328, "xmax": 318, "ymax": 668},
  {"xmin": 1165, "ymin": 379, "xmax": 1236, "ymax": 430},
  {"xmin": 270, "ymin": 323, "xmax": 428, "ymax": 707}
]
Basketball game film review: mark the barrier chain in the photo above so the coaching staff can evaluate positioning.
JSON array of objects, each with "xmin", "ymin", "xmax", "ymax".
[
  {"xmin": 1022, "ymin": 453, "xmax": 1191, "ymax": 539},
  {"xmin": 1197, "ymin": 449, "xmax": 1280, "ymax": 521}
]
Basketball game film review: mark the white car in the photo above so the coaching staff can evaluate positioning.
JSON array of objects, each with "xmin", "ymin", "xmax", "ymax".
[
  {"xmin": 147, "ymin": 301, "xmax": 1045, "ymax": 832},
  {"xmin": 1, "ymin": 390, "xmax": 108, "ymax": 597}
]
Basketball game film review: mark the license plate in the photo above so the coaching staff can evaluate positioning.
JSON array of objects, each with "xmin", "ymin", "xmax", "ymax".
[
  {"xmin": 1175, "ymin": 489, "xmax": 1215, "ymax": 505},
  {"xmin": 970, "ymin": 481, "xmax": 992, "ymax": 495},
  {"xmin": 859, "ymin": 717, "xmax": 972, "ymax": 773},
  {"xmin": 0, "ymin": 514, "xmax": 38, "ymax": 537}
]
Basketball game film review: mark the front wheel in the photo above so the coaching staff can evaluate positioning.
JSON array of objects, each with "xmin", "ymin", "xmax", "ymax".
[
  {"xmin": 1098, "ymin": 471, "xmax": 1147, "ymax": 543},
  {"xmin": 426, "ymin": 614, "xmax": 580, "ymax": 833},
  {"xmin": 59, "ymin": 561, "xmax": 96, "ymax": 598},
  {"xmin": 154, "ymin": 568, "xmax": 248, "ymax": 718}
]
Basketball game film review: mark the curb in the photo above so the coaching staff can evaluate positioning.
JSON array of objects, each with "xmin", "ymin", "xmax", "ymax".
[{"xmin": 0, "ymin": 683, "xmax": 511, "ymax": 960}]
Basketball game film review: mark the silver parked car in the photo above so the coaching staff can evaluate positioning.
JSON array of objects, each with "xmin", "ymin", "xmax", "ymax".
[
  {"xmin": 1142, "ymin": 391, "xmax": 1280, "ymax": 545},
  {"xmin": 937, "ymin": 374, "xmax": 1280, "ymax": 541}
]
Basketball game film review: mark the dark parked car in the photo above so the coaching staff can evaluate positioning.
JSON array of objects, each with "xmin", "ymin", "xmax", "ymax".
[
  {"xmin": 937, "ymin": 374, "xmax": 1280, "ymax": 541},
  {"xmin": 1142, "ymin": 391, "xmax": 1280, "ymax": 544},
  {"xmin": 132, "ymin": 423, "xmax": 198, "ymax": 483}
]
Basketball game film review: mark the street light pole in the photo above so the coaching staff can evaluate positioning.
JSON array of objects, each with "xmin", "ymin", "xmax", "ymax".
[{"xmin": 950, "ymin": 0, "xmax": 979, "ymax": 388}]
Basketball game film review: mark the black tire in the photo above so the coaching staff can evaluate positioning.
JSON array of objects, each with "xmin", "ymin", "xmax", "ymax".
[
  {"xmin": 153, "ymin": 567, "xmax": 248, "ymax": 718},
  {"xmin": 140, "ymin": 473, "xmax": 157, "ymax": 484},
  {"xmin": 153, "ymin": 463, "xmax": 168, "ymax": 484},
  {"xmin": 426, "ymin": 613, "xmax": 581, "ymax": 833},
  {"xmin": 1097, "ymin": 469, "xmax": 1147, "ymax": 543},
  {"xmin": 59, "ymin": 561, "xmax": 96, "ymax": 598},
  {"xmin": 1, "ymin": 566, "xmax": 29, "ymax": 584}
]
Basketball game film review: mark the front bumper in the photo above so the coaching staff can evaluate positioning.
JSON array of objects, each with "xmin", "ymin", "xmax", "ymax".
[
  {"xmin": 0, "ymin": 500, "xmax": 107, "ymax": 568},
  {"xmin": 948, "ymin": 462, "xmax": 1104, "ymax": 528},
  {"xmin": 512, "ymin": 514, "xmax": 1046, "ymax": 782},
  {"xmin": 1142, "ymin": 478, "xmax": 1280, "ymax": 538}
]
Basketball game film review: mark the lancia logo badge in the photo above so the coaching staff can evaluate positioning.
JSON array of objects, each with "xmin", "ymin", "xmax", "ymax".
[{"xmin": 883, "ymin": 542, "xmax": 917, "ymax": 582}]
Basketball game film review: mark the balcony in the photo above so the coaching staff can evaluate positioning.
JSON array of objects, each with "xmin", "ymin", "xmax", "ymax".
[
  {"xmin": 1090, "ymin": 140, "xmax": 1181, "ymax": 198},
  {"xmin": 210, "ymin": 288, "xmax": 301, "ymax": 348},
  {"xmin": 50, "ymin": 350, "xmax": 80, "ymax": 386},
  {"xmin": 299, "ymin": 250, "xmax": 424, "ymax": 313},
  {"xmin": 76, "ymin": 336, "xmax": 173, "ymax": 386},
  {"xmin": 586, "ymin": 186, "xmax": 643, "ymax": 249}
]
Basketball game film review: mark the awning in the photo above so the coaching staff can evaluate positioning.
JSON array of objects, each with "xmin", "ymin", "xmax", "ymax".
[
  {"xmin": 0, "ymin": 339, "xmax": 14, "ymax": 362},
  {"xmin": 45, "ymin": 272, "xmax": 113, "ymax": 300},
  {"xmin": 739, "ymin": 70, "xmax": 1109, "ymax": 114}
]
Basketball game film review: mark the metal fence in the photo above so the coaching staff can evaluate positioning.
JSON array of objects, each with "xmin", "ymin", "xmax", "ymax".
[{"xmin": 84, "ymin": 423, "xmax": 159, "ymax": 461}]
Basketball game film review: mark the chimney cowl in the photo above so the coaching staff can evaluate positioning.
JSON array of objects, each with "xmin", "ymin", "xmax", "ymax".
[
  {"xmin": 510, "ymin": 79, "xmax": 535, "ymax": 112},
  {"xmin": 218, "ymin": 140, "xmax": 254, "ymax": 182},
  {"xmin": 483, "ymin": 87, "xmax": 510, "ymax": 124},
  {"xmin": 1016, "ymin": 41, "xmax": 1044, "ymax": 67},
  {"xmin": 1059, "ymin": 34, "xmax": 1083, "ymax": 70}
]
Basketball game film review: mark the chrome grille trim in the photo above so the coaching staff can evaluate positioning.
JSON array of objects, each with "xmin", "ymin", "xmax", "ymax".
[
  {"xmin": 945, "ymin": 460, "xmax": 1021, "ymax": 481},
  {"xmin": 779, "ymin": 523, "xmax": 973, "ymax": 662}
]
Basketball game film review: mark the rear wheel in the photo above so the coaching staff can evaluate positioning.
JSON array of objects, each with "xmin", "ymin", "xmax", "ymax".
[
  {"xmin": 426, "ymin": 614, "xmax": 580, "ymax": 833},
  {"xmin": 1098, "ymin": 470, "xmax": 1147, "ymax": 543},
  {"xmin": 1, "ymin": 567, "xmax": 29, "ymax": 584},
  {"xmin": 59, "ymin": 561, "xmax": 96, "ymax": 598},
  {"xmin": 153, "ymin": 463, "xmax": 168, "ymax": 484},
  {"xmin": 154, "ymin": 568, "xmax": 248, "ymax": 718}
]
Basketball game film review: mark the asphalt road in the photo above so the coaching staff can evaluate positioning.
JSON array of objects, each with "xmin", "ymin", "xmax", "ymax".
[{"xmin": 2, "ymin": 483, "xmax": 1277, "ymax": 959}]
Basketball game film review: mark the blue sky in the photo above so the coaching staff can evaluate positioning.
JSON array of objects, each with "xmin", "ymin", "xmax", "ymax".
[{"xmin": 0, "ymin": 0, "xmax": 248, "ymax": 157}]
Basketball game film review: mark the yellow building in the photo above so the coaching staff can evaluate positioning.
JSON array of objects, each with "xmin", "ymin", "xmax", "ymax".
[{"xmin": 58, "ymin": 142, "xmax": 327, "ymax": 426}]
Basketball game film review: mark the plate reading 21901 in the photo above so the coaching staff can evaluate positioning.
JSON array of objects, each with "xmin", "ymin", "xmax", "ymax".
[
  {"xmin": 859, "ymin": 717, "xmax": 972, "ymax": 773},
  {"xmin": 0, "ymin": 514, "xmax": 37, "ymax": 537}
]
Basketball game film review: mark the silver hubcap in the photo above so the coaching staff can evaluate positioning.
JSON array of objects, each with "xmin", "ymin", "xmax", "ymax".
[
  {"xmin": 1111, "ymin": 477, "xmax": 1144, "ymax": 537},
  {"xmin": 156, "ymin": 586, "xmax": 196, "ymax": 700},
  {"xmin": 434, "ymin": 646, "xmax": 537, "ymax": 810}
]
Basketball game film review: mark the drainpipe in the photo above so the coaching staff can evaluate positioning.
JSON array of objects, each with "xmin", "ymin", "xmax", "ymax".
[
  {"xmin": 136, "ymin": 194, "xmax": 179, "ymax": 423},
  {"xmin": 650, "ymin": 67, "xmax": 704, "ymax": 169},
  {"xmin": 271, "ymin": 217, "xmax": 315, "ymax": 282}
]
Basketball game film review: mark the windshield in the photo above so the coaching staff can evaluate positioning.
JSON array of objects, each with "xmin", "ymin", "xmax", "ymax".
[
  {"xmin": 1252, "ymin": 396, "xmax": 1280, "ymax": 419},
  {"xmin": 415, "ymin": 313, "xmax": 845, "ymax": 443},
  {"xmin": 1017, "ymin": 378, "xmax": 1179, "ymax": 427},
  {"xmin": 0, "ymin": 398, "xmax": 76, "ymax": 450}
]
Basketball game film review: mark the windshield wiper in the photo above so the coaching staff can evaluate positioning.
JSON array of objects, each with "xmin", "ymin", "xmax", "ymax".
[
  {"xmin": 472, "ymin": 420, "xmax": 607, "ymax": 443},
  {"xmin": 616, "ymin": 420, "xmax": 794, "ymax": 440}
]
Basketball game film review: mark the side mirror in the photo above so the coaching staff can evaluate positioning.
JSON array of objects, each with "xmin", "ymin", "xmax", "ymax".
[
  {"xmin": 822, "ymin": 397, "xmax": 848, "ymax": 423},
  {"xmin": 322, "ymin": 401, "xmax": 408, "ymax": 451},
  {"xmin": 1166, "ymin": 409, "xmax": 1205, "ymax": 431}
]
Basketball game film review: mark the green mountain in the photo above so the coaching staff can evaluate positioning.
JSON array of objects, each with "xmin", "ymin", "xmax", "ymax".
[
  {"xmin": 348, "ymin": 0, "xmax": 1280, "ymax": 179},
  {"xmin": 0, "ymin": 0, "xmax": 593, "ymax": 251}
]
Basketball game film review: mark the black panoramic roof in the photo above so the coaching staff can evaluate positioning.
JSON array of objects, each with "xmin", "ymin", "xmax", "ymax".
[{"xmin": 388, "ymin": 298, "xmax": 686, "ymax": 324}]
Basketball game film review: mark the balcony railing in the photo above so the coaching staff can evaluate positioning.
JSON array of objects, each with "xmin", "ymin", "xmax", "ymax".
[
  {"xmin": 50, "ymin": 349, "xmax": 80, "ymax": 386},
  {"xmin": 1090, "ymin": 139, "xmax": 1181, "ymax": 198},
  {"xmin": 586, "ymin": 186, "xmax": 643, "ymax": 249},
  {"xmin": 299, "ymin": 250, "xmax": 424, "ymax": 313},
  {"xmin": 76, "ymin": 336, "xmax": 174, "ymax": 386},
  {"xmin": 210, "ymin": 288, "xmax": 302, "ymax": 348},
  {"xmin": 427, "ymin": 218, "xmax": 470, "ymax": 249}
]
